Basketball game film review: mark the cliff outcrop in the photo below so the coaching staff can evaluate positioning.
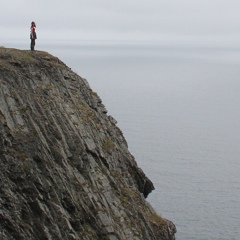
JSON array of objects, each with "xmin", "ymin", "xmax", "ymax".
[{"xmin": 0, "ymin": 47, "xmax": 176, "ymax": 240}]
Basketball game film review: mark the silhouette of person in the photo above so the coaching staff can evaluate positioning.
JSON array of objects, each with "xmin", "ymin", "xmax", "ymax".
[{"xmin": 30, "ymin": 21, "xmax": 37, "ymax": 51}]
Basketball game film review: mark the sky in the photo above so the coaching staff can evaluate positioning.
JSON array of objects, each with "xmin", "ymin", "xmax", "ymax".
[{"xmin": 1, "ymin": 0, "xmax": 240, "ymax": 43}]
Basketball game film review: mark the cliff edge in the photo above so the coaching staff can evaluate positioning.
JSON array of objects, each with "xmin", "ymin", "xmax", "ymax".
[{"xmin": 0, "ymin": 47, "xmax": 176, "ymax": 240}]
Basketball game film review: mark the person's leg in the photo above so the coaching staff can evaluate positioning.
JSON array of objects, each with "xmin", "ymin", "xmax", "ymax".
[{"xmin": 31, "ymin": 39, "xmax": 35, "ymax": 51}]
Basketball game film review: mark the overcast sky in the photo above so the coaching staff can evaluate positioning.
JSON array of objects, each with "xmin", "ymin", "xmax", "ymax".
[{"xmin": 1, "ymin": 0, "xmax": 240, "ymax": 43}]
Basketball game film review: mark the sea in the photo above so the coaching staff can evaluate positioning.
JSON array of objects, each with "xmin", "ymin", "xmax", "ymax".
[{"xmin": 3, "ymin": 39, "xmax": 240, "ymax": 240}]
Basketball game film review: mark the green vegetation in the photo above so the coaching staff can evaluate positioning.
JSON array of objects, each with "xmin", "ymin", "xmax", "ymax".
[
  {"xmin": 12, "ymin": 149, "xmax": 28, "ymax": 160},
  {"xmin": 98, "ymin": 237, "xmax": 108, "ymax": 240},
  {"xmin": 149, "ymin": 212, "xmax": 167, "ymax": 228},
  {"xmin": 0, "ymin": 47, "xmax": 65, "ymax": 69},
  {"xmin": 20, "ymin": 220, "xmax": 31, "ymax": 230},
  {"xmin": 102, "ymin": 138, "xmax": 115, "ymax": 153}
]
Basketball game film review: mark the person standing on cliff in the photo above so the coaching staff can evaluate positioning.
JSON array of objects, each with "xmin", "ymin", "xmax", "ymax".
[{"xmin": 30, "ymin": 21, "xmax": 37, "ymax": 51}]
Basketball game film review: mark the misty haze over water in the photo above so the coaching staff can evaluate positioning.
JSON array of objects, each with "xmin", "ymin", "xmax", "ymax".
[{"xmin": 4, "ymin": 39, "xmax": 240, "ymax": 239}]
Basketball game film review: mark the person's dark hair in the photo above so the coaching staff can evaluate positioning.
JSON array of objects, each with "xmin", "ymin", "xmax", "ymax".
[{"xmin": 31, "ymin": 21, "xmax": 36, "ymax": 27}]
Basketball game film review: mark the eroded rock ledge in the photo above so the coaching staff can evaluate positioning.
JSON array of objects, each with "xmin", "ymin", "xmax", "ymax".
[{"xmin": 0, "ymin": 48, "xmax": 176, "ymax": 240}]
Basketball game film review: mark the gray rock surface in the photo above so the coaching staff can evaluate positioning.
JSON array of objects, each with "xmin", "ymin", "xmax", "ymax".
[{"xmin": 0, "ymin": 47, "xmax": 176, "ymax": 240}]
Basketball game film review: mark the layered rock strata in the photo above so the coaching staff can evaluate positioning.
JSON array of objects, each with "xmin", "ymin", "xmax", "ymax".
[{"xmin": 0, "ymin": 48, "xmax": 176, "ymax": 240}]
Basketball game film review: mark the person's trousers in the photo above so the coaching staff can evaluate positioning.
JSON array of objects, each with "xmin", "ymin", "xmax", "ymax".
[{"xmin": 31, "ymin": 39, "xmax": 35, "ymax": 51}]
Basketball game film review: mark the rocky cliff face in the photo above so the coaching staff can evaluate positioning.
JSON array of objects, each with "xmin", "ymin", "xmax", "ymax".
[{"xmin": 0, "ymin": 47, "xmax": 176, "ymax": 240}]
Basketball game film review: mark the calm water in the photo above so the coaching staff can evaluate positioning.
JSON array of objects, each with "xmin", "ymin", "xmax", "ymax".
[{"xmin": 4, "ymin": 40, "xmax": 240, "ymax": 239}]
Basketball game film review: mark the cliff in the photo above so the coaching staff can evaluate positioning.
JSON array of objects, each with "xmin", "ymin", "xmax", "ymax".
[{"xmin": 0, "ymin": 47, "xmax": 176, "ymax": 240}]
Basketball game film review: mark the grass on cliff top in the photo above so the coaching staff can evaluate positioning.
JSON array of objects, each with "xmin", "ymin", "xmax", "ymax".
[{"xmin": 0, "ymin": 47, "xmax": 63, "ymax": 68}]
